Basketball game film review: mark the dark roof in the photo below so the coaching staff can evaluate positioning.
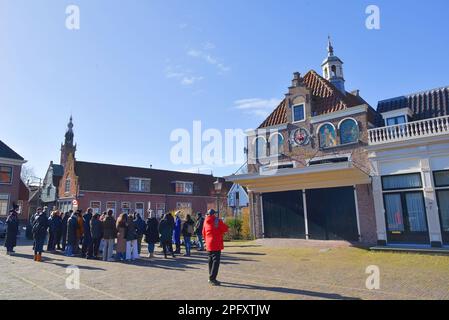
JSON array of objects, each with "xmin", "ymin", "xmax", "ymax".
[
  {"xmin": 51, "ymin": 164, "xmax": 64, "ymax": 177},
  {"xmin": 259, "ymin": 70, "xmax": 370, "ymax": 128},
  {"xmin": 75, "ymin": 161, "xmax": 225, "ymax": 196},
  {"xmin": 377, "ymin": 86, "xmax": 449, "ymax": 121},
  {"xmin": 0, "ymin": 140, "xmax": 24, "ymax": 161}
]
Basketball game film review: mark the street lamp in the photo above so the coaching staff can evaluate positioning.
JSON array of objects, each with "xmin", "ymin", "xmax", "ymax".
[{"xmin": 214, "ymin": 178, "xmax": 223, "ymax": 214}]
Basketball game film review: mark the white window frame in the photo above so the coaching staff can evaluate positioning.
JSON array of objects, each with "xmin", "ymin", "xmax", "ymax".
[
  {"xmin": 106, "ymin": 201, "xmax": 117, "ymax": 215},
  {"xmin": 135, "ymin": 202, "xmax": 145, "ymax": 217},
  {"xmin": 64, "ymin": 179, "xmax": 71, "ymax": 194},
  {"xmin": 292, "ymin": 103, "xmax": 306, "ymax": 123},
  {"xmin": 90, "ymin": 201, "xmax": 102, "ymax": 214},
  {"xmin": 174, "ymin": 181, "xmax": 194, "ymax": 195},
  {"xmin": 381, "ymin": 108, "xmax": 412, "ymax": 125},
  {"xmin": 268, "ymin": 132, "xmax": 285, "ymax": 156},
  {"xmin": 121, "ymin": 201, "xmax": 131, "ymax": 214},
  {"xmin": 128, "ymin": 177, "xmax": 151, "ymax": 193},
  {"xmin": 0, "ymin": 194, "xmax": 9, "ymax": 216}
]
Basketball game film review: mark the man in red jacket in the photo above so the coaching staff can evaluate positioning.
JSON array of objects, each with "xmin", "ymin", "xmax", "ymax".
[{"xmin": 202, "ymin": 209, "xmax": 229, "ymax": 286}]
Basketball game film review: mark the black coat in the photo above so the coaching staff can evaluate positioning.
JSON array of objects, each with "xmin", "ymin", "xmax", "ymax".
[
  {"xmin": 82, "ymin": 213, "xmax": 93, "ymax": 243},
  {"xmin": 182, "ymin": 219, "xmax": 195, "ymax": 237},
  {"xmin": 48, "ymin": 216, "xmax": 62, "ymax": 234},
  {"xmin": 134, "ymin": 216, "xmax": 146, "ymax": 236},
  {"xmin": 125, "ymin": 219, "xmax": 138, "ymax": 241},
  {"xmin": 144, "ymin": 218, "xmax": 159, "ymax": 244},
  {"xmin": 66, "ymin": 215, "xmax": 78, "ymax": 246},
  {"xmin": 61, "ymin": 214, "xmax": 69, "ymax": 238},
  {"xmin": 158, "ymin": 218, "xmax": 173, "ymax": 242},
  {"xmin": 90, "ymin": 218, "xmax": 103, "ymax": 239},
  {"xmin": 4, "ymin": 213, "xmax": 19, "ymax": 248},
  {"xmin": 32, "ymin": 213, "xmax": 48, "ymax": 240}
]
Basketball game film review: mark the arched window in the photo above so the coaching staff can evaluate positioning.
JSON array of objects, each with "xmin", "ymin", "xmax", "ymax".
[
  {"xmin": 331, "ymin": 65, "xmax": 337, "ymax": 77},
  {"xmin": 324, "ymin": 67, "xmax": 329, "ymax": 79},
  {"xmin": 255, "ymin": 137, "xmax": 267, "ymax": 159},
  {"xmin": 269, "ymin": 133, "xmax": 284, "ymax": 156},
  {"xmin": 339, "ymin": 118, "xmax": 359, "ymax": 145},
  {"xmin": 318, "ymin": 123, "xmax": 337, "ymax": 149}
]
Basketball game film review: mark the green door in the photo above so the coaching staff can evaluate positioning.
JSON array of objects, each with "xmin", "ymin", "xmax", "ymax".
[{"xmin": 262, "ymin": 191, "xmax": 305, "ymax": 239}]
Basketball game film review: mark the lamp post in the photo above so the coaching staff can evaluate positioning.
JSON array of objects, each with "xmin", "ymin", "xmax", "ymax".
[{"xmin": 213, "ymin": 178, "xmax": 223, "ymax": 216}]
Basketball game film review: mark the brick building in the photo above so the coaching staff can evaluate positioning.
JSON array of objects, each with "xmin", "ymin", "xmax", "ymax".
[
  {"xmin": 0, "ymin": 140, "xmax": 28, "ymax": 221},
  {"xmin": 226, "ymin": 39, "xmax": 379, "ymax": 244},
  {"xmin": 56, "ymin": 118, "xmax": 228, "ymax": 218}
]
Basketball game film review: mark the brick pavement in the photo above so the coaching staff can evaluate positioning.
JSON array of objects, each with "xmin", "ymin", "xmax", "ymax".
[{"xmin": 1, "ymin": 238, "xmax": 448, "ymax": 300}]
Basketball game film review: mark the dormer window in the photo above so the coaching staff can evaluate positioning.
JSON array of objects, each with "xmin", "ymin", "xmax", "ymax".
[
  {"xmin": 174, "ymin": 181, "xmax": 194, "ymax": 194},
  {"xmin": 292, "ymin": 104, "xmax": 305, "ymax": 123},
  {"xmin": 381, "ymin": 108, "xmax": 412, "ymax": 127},
  {"xmin": 128, "ymin": 178, "xmax": 151, "ymax": 193}
]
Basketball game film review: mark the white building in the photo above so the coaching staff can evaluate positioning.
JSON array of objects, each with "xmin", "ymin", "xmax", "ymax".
[{"xmin": 368, "ymin": 86, "xmax": 449, "ymax": 248}]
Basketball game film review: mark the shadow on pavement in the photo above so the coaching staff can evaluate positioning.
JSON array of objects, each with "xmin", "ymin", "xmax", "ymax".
[{"xmin": 220, "ymin": 282, "xmax": 362, "ymax": 300}]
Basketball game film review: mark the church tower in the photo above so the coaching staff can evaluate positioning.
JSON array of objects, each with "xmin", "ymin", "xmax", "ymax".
[
  {"xmin": 60, "ymin": 116, "xmax": 76, "ymax": 166},
  {"xmin": 321, "ymin": 37, "xmax": 346, "ymax": 94}
]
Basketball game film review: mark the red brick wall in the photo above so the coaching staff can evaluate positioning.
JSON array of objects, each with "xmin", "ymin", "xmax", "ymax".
[
  {"xmin": 0, "ymin": 164, "xmax": 22, "ymax": 219},
  {"xmin": 77, "ymin": 191, "xmax": 217, "ymax": 218},
  {"xmin": 356, "ymin": 184, "xmax": 377, "ymax": 244}
]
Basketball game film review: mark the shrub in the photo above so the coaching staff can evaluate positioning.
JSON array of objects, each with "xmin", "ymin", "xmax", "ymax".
[{"xmin": 224, "ymin": 217, "xmax": 243, "ymax": 241}]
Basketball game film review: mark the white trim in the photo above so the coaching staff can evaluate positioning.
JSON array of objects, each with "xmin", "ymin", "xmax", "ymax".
[
  {"xmin": 381, "ymin": 108, "xmax": 413, "ymax": 122},
  {"xmin": 79, "ymin": 189, "xmax": 217, "ymax": 199},
  {"xmin": 268, "ymin": 132, "xmax": 285, "ymax": 156},
  {"xmin": 292, "ymin": 103, "xmax": 306, "ymax": 124},
  {"xmin": 0, "ymin": 157, "xmax": 27, "ymax": 166},
  {"xmin": 310, "ymin": 105, "xmax": 368, "ymax": 124},
  {"xmin": 315, "ymin": 122, "xmax": 337, "ymax": 136},
  {"xmin": 353, "ymin": 186, "xmax": 362, "ymax": 241},
  {"xmin": 246, "ymin": 124, "xmax": 288, "ymax": 135},
  {"xmin": 90, "ymin": 201, "xmax": 102, "ymax": 214},
  {"xmin": 260, "ymin": 194, "xmax": 265, "ymax": 238},
  {"xmin": 302, "ymin": 190, "xmax": 309, "ymax": 240}
]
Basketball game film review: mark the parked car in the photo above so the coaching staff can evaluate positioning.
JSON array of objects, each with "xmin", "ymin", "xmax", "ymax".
[{"xmin": 0, "ymin": 220, "xmax": 6, "ymax": 238}]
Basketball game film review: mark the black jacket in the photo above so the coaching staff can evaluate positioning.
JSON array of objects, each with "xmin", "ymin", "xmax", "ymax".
[
  {"xmin": 5, "ymin": 212, "xmax": 19, "ymax": 248},
  {"xmin": 90, "ymin": 218, "xmax": 103, "ymax": 239},
  {"xmin": 144, "ymin": 218, "xmax": 160, "ymax": 244},
  {"xmin": 182, "ymin": 218, "xmax": 195, "ymax": 237},
  {"xmin": 66, "ymin": 215, "xmax": 78, "ymax": 246},
  {"xmin": 102, "ymin": 216, "xmax": 117, "ymax": 240},
  {"xmin": 32, "ymin": 213, "xmax": 49, "ymax": 240},
  {"xmin": 125, "ymin": 219, "xmax": 138, "ymax": 241}
]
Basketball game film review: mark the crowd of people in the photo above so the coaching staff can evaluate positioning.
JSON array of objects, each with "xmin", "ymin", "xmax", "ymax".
[{"xmin": 3, "ymin": 206, "xmax": 229, "ymax": 286}]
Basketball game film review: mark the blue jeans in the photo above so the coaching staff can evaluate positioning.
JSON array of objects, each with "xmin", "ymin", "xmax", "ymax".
[
  {"xmin": 65, "ymin": 245, "xmax": 74, "ymax": 256},
  {"xmin": 147, "ymin": 243, "xmax": 155, "ymax": 254},
  {"xmin": 34, "ymin": 237, "xmax": 45, "ymax": 254},
  {"xmin": 117, "ymin": 252, "xmax": 126, "ymax": 261},
  {"xmin": 196, "ymin": 234, "xmax": 204, "ymax": 250},
  {"xmin": 184, "ymin": 236, "xmax": 191, "ymax": 256}
]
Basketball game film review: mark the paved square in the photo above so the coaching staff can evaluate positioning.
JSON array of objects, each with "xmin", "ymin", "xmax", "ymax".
[{"xmin": 1, "ymin": 238, "xmax": 449, "ymax": 300}]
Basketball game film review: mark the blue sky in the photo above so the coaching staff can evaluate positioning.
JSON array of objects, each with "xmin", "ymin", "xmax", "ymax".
[{"xmin": 1, "ymin": 0, "xmax": 448, "ymax": 179}]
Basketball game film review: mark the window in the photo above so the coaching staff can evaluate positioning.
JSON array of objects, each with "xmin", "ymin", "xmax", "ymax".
[
  {"xmin": 339, "ymin": 119, "xmax": 359, "ymax": 145},
  {"xmin": 292, "ymin": 104, "xmax": 305, "ymax": 122},
  {"xmin": 382, "ymin": 173, "xmax": 423, "ymax": 191},
  {"xmin": 0, "ymin": 194, "xmax": 9, "ymax": 216},
  {"xmin": 121, "ymin": 202, "xmax": 131, "ymax": 214},
  {"xmin": 434, "ymin": 171, "xmax": 449, "ymax": 188},
  {"xmin": 384, "ymin": 192, "xmax": 428, "ymax": 233},
  {"xmin": 269, "ymin": 133, "xmax": 284, "ymax": 156},
  {"xmin": 135, "ymin": 203, "xmax": 144, "ymax": 217},
  {"xmin": 156, "ymin": 203, "xmax": 165, "ymax": 217},
  {"xmin": 129, "ymin": 178, "xmax": 151, "ymax": 193},
  {"xmin": 386, "ymin": 115, "xmax": 406, "ymax": 126},
  {"xmin": 90, "ymin": 201, "xmax": 101, "ymax": 214},
  {"xmin": 437, "ymin": 191, "xmax": 449, "ymax": 232},
  {"xmin": 106, "ymin": 201, "xmax": 116, "ymax": 215},
  {"xmin": 64, "ymin": 179, "xmax": 71, "ymax": 193},
  {"xmin": 0, "ymin": 166, "xmax": 13, "ymax": 184},
  {"xmin": 175, "ymin": 182, "xmax": 194, "ymax": 194},
  {"xmin": 176, "ymin": 202, "xmax": 192, "ymax": 217},
  {"xmin": 255, "ymin": 137, "xmax": 266, "ymax": 159},
  {"xmin": 331, "ymin": 65, "xmax": 337, "ymax": 77},
  {"xmin": 318, "ymin": 123, "xmax": 337, "ymax": 149}
]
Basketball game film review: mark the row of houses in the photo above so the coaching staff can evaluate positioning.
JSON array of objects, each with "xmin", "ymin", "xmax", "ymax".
[
  {"xmin": 1, "ymin": 117, "xmax": 249, "ymax": 223},
  {"xmin": 226, "ymin": 39, "xmax": 449, "ymax": 248}
]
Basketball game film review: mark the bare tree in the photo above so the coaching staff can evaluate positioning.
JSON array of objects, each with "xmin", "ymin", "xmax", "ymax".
[{"xmin": 21, "ymin": 165, "xmax": 38, "ymax": 185}]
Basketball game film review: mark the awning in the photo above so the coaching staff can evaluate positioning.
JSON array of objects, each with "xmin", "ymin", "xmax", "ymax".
[{"xmin": 225, "ymin": 162, "xmax": 371, "ymax": 193}]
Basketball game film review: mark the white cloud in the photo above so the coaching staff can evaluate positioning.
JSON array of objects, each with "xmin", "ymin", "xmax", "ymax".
[
  {"xmin": 181, "ymin": 76, "xmax": 204, "ymax": 86},
  {"xmin": 233, "ymin": 98, "xmax": 282, "ymax": 118},
  {"xmin": 165, "ymin": 65, "xmax": 203, "ymax": 86},
  {"xmin": 187, "ymin": 48, "xmax": 230, "ymax": 74}
]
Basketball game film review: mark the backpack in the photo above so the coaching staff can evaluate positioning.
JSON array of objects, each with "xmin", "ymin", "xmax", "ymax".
[{"xmin": 186, "ymin": 222, "xmax": 194, "ymax": 235}]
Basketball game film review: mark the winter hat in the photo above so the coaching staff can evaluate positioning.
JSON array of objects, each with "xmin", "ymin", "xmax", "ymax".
[{"xmin": 207, "ymin": 209, "xmax": 217, "ymax": 216}]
